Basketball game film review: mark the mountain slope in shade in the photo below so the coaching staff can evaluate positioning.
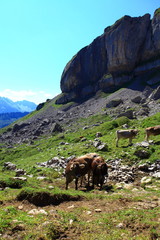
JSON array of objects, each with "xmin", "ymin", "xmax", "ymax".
[
  {"xmin": 0, "ymin": 97, "xmax": 37, "ymax": 113},
  {"xmin": 0, "ymin": 112, "xmax": 30, "ymax": 128}
]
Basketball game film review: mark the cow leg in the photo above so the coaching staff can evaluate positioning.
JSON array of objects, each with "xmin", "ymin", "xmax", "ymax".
[
  {"xmin": 145, "ymin": 132, "xmax": 149, "ymax": 141},
  {"xmin": 99, "ymin": 179, "xmax": 103, "ymax": 190},
  {"xmin": 116, "ymin": 137, "xmax": 119, "ymax": 147},
  {"xmin": 87, "ymin": 170, "xmax": 91, "ymax": 186},
  {"xmin": 128, "ymin": 137, "xmax": 132, "ymax": 146},
  {"xmin": 66, "ymin": 181, "xmax": 69, "ymax": 190},
  {"xmin": 75, "ymin": 178, "xmax": 79, "ymax": 190},
  {"xmin": 92, "ymin": 174, "xmax": 95, "ymax": 189},
  {"xmin": 79, "ymin": 176, "xmax": 83, "ymax": 187}
]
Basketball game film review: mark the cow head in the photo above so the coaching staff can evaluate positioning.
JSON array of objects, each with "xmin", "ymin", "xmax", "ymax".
[
  {"xmin": 97, "ymin": 163, "xmax": 108, "ymax": 177},
  {"xmin": 131, "ymin": 129, "xmax": 139, "ymax": 136},
  {"xmin": 70, "ymin": 162, "xmax": 85, "ymax": 178}
]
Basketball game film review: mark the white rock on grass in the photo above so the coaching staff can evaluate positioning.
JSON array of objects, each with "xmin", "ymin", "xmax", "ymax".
[
  {"xmin": 140, "ymin": 176, "xmax": 152, "ymax": 184},
  {"xmin": 28, "ymin": 209, "xmax": 48, "ymax": 215},
  {"xmin": 152, "ymin": 172, "xmax": 160, "ymax": 179}
]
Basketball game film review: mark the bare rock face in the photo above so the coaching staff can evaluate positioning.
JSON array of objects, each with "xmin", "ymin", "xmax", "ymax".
[
  {"xmin": 105, "ymin": 14, "xmax": 150, "ymax": 74},
  {"xmin": 60, "ymin": 35, "xmax": 107, "ymax": 99},
  {"xmin": 56, "ymin": 9, "xmax": 160, "ymax": 104}
]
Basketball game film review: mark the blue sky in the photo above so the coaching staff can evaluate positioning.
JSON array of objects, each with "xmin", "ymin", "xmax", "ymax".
[{"xmin": 0, "ymin": 0, "xmax": 159, "ymax": 104}]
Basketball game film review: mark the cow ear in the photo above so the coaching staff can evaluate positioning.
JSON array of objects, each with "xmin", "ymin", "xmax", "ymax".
[
  {"xmin": 70, "ymin": 164, "xmax": 74, "ymax": 170},
  {"xmin": 79, "ymin": 164, "xmax": 85, "ymax": 169}
]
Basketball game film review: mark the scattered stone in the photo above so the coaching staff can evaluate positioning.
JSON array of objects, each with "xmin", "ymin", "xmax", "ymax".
[
  {"xmin": 134, "ymin": 141, "xmax": 150, "ymax": 148},
  {"xmin": 83, "ymin": 126, "xmax": 89, "ymax": 130},
  {"xmin": 116, "ymin": 223, "xmax": 124, "ymax": 228},
  {"xmin": 41, "ymin": 221, "xmax": 52, "ymax": 227},
  {"xmin": 123, "ymin": 183, "xmax": 134, "ymax": 190},
  {"xmin": 81, "ymin": 137, "xmax": 87, "ymax": 142},
  {"xmin": 37, "ymin": 176, "xmax": 46, "ymax": 180},
  {"xmin": 48, "ymin": 186, "xmax": 54, "ymax": 189},
  {"xmin": 28, "ymin": 209, "xmax": 48, "ymax": 215},
  {"xmin": 134, "ymin": 149, "xmax": 151, "ymax": 159},
  {"xmin": 12, "ymin": 177, "xmax": 27, "ymax": 181},
  {"xmin": 97, "ymin": 144, "xmax": 108, "ymax": 151},
  {"xmin": 37, "ymin": 156, "xmax": 69, "ymax": 170},
  {"xmin": 67, "ymin": 205, "xmax": 75, "ymax": 209},
  {"xmin": 145, "ymin": 185, "xmax": 159, "ymax": 190},
  {"xmin": 141, "ymin": 176, "xmax": 152, "ymax": 184},
  {"xmin": 15, "ymin": 169, "xmax": 26, "ymax": 177},
  {"xmin": 93, "ymin": 140, "xmax": 101, "ymax": 148},
  {"xmin": 59, "ymin": 141, "xmax": 66, "ymax": 145},
  {"xmin": 117, "ymin": 109, "xmax": 134, "ymax": 119},
  {"xmin": 152, "ymin": 172, "xmax": 160, "ymax": 178},
  {"xmin": 108, "ymin": 160, "xmax": 135, "ymax": 183},
  {"xmin": 50, "ymin": 122, "xmax": 63, "ymax": 133},
  {"xmin": 106, "ymin": 99, "xmax": 123, "ymax": 108},
  {"xmin": 18, "ymin": 205, "xmax": 24, "ymax": 210},
  {"xmin": 86, "ymin": 211, "xmax": 92, "ymax": 215},
  {"xmin": 131, "ymin": 96, "xmax": 142, "ymax": 103},
  {"xmin": 122, "ymin": 124, "xmax": 129, "ymax": 129},
  {"xmin": 95, "ymin": 209, "xmax": 102, "ymax": 212},
  {"xmin": 132, "ymin": 188, "xmax": 139, "ymax": 192},
  {"xmin": 4, "ymin": 162, "xmax": 16, "ymax": 170},
  {"xmin": 138, "ymin": 164, "xmax": 149, "ymax": 172},
  {"xmin": 96, "ymin": 132, "xmax": 102, "ymax": 137},
  {"xmin": 150, "ymin": 86, "xmax": 160, "ymax": 100},
  {"xmin": 69, "ymin": 219, "xmax": 73, "ymax": 225}
]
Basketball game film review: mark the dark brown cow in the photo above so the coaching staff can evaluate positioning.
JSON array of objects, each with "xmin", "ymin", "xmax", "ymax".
[
  {"xmin": 145, "ymin": 125, "xmax": 160, "ymax": 141},
  {"xmin": 65, "ymin": 153, "xmax": 99, "ymax": 190},
  {"xmin": 91, "ymin": 156, "xmax": 108, "ymax": 190},
  {"xmin": 116, "ymin": 129, "xmax": 138, "ymax": 147}
]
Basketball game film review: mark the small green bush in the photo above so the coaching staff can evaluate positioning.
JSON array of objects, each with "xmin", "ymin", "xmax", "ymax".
[{"xmin": 116, "ymin": 116, "xmax": 130, "ymax": 126}]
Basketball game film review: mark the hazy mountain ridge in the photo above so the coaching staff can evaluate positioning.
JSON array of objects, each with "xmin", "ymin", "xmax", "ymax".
[
  {"xmin": 0, "ymin": 97, "xmax": 37, "ymax": 113},
  {"xmin": 0, "ymin": 112, "xmax": 30, "ymax": 128}
]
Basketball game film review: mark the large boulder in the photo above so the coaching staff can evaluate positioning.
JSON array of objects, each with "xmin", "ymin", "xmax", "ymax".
[
  {"xmin": 105, "ymin": 14, "xmax": 150, "ymax": 74},
  {"xmin": 60, "ymin": 35, "xmax": 107, "ymax": 97},
  {"xmin": 57, "ymin": 9, "xmax": 160, "ymax": 104}
]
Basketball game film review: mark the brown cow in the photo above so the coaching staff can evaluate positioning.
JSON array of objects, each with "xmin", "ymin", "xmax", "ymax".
[
  {"xmin": 116, "ymin": 129, "xmax": 138, "ymax": 147},
  {"xmin": 145, "ymin": 125, "xmax": 160, "ymax": 141},
  {"xmin": 91, "ymin": 156, "xmax": 108, "ymax": 190},
  {"xmin": 65, "ymin": 153, "xmax": 99, "ymax": 190}
]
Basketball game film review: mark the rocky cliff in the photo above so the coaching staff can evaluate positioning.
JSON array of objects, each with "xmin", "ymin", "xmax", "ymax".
[{"xmin": 56, "ymin": 8, "xmax": 160, "ymax": 104}]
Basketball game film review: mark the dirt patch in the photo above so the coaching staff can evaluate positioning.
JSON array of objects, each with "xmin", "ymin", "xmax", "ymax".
[{"xmin": 17, "ymin": 190, "xmax": 83, "ymax": 207}]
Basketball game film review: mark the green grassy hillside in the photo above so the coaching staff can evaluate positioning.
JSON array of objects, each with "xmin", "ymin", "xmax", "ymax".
[{"xmin": 0, "ymin": 112, "xmax": 160, "ymax": 239}]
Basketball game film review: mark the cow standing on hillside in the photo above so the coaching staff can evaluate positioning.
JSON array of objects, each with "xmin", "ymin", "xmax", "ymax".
[
  {"xmin": 65, "ymin": 153, "xmax": 99, "ymax": 190},
  {"xmin": 145, "ymin": 125, "xmax": 160, "ymax": 141},
  {"xmin": 91, "ymin": 156, "xmax": 108, "ymax": 190},
  {"xmin": 116, "ymin": 129, "xmax": 138, "ymax": 147}
]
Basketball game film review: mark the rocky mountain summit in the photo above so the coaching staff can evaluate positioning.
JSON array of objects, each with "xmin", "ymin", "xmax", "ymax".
[{"xmin": 56, "ymin": 8, "xmax": 160, "ymax": 104}]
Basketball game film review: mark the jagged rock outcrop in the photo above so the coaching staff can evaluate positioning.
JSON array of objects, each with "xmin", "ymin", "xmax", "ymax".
[{"xmin": 56, "ymin": 8, "xmax": 160, "ymax": 104}]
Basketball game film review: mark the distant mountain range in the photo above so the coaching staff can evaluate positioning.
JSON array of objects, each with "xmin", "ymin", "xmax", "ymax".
[
  {"xmin": 0, "ymin": 112, "xmax": 30, "ymax": 128},
  {"xmin": 0, "ymin": 97, "xmax": 37, "ymax": 128},
  {"xmin": 0, "ymin": 97, "xmax": 37, "ymax": 113}
]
